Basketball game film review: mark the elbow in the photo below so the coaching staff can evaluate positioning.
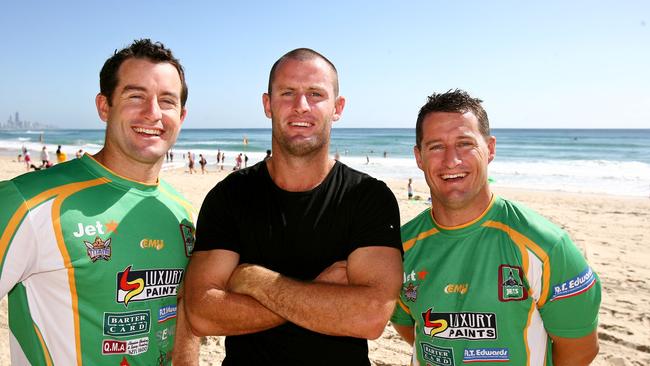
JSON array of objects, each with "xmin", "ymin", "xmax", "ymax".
[
  {"xmin": 585, "ymin": 343, "xmax": 599, "ymax": 364},
  {"xmin": 356, "ymin": 301, "xmax": 393, "ymax": 340},
  {"xmin": 363, "ymin": 321, "xmax": 388, "ymax": 340},
  {"xmin": 185, "ymin": 308, "xmax": 210, "ymax": 337}
]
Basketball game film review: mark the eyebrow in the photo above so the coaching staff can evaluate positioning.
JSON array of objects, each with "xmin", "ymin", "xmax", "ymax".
[{"xmin": 121, "ymin": 85, "xmax": 180, "ymax": 99}]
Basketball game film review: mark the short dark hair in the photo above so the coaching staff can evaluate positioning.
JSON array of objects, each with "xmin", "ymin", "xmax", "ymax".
[
  {"xmin": 99, "ymin": 39, "xmax": 188, "ymax": 107},
  {"xmin": 415, "ymin": 89, "xmax": 489, "ymax": 148},
  {"xmin": 267, "ymin": 48, "xmax": 339, "ymax": 96}
]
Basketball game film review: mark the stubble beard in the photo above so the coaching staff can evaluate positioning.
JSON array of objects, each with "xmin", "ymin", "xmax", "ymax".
[{"xmin": 272, "ymin": 119, "xmax": 331, "ymax": 158}]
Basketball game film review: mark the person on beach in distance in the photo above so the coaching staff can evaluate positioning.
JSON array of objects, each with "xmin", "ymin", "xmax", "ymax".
[
  {"xmin": 0, "ymin": 39, "xmax": 199, "ymax": 365},
  {"xmin": 198, "ymin": 153, "xmax": 207, "ymax": 174},
  {"xmin": 390, "ymin": 89, "xmax": 601, "ymax": 366},
  {"xmin": 176, "ymin": 48, "xmax": 403, "ymax": 365}
]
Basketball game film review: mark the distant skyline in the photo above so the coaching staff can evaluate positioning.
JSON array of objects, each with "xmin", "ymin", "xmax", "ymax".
[{"xmin": 1, "ymin": 1, "xmax": 648, "ymax": 129}]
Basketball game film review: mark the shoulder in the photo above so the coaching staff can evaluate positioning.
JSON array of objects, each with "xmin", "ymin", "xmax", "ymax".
[
  {"xmin": 205, "ymin": 161, "xmax": 267, "ymax": 199},
  {"xmin": 489, "ymin": 196, "xmax": 569, "ymax": 252},
  {"xmin": 158, "ymin": 179, "xmax": 195, "ymax": 211},
  {"xmin": 401, "ymin": 208, "xmax": 436, "ymax": 253},
  {"xmin": 333, "ymin": 162, "xmax": 392, "ymax": 195},
  {"xmin": 10, "ymin": 159, "xmax": 87, "ymax": 198}
]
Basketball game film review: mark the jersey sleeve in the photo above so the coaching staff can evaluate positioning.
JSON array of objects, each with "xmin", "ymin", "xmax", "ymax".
[
  {"xmin": 0, "ymin": 180, "xmax": 39, "ymax": 297},
  {"xmin": 538, "ymin": 233, "xmax": 601, "ymax": 338},
  {"xmin": 348, "ymin": 179, "xmax": 402, "ymax": 252},
  {"xmin": 193, "ymin": 179, "xmax": 240, "ymax": 253}
]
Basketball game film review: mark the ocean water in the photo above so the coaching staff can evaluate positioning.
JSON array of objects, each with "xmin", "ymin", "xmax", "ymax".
[{"xmin": 1, "ymin": 128, "xmax": 649, "ymax": 197}]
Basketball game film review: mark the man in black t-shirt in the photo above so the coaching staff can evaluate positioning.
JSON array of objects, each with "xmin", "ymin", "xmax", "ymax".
[{"xmin": 176, "ymin": 48, "xmax": 403, "ymax": 365}]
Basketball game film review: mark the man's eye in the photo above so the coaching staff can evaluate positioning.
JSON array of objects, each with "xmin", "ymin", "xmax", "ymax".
[{"xmin": 429, "ymin": 145, "xmax": 444, "ymax": 151}]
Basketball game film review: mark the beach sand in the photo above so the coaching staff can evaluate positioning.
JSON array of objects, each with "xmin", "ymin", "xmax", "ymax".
[{"xmin": 1, "ymin": 156, "xmax": 648, "ymax": 365}]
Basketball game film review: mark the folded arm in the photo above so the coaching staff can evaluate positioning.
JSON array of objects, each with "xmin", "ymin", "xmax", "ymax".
[
  {"xmin": 183, "ymin": 249, "xmax": 286, "ymax": 336},
  {"xmin": 228, "ymin": 246, "xmax": 403, "ymax": 339}
]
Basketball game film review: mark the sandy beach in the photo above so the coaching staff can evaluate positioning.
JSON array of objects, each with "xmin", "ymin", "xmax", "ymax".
[{"xmin": 1, "ymin": 156, "xmax": 649, "ymax": 365}]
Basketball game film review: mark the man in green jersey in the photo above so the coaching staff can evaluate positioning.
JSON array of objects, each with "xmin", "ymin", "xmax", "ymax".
[
  {"xmin": 0, "ymin": 39, "xmax": 198, "ymax": 365},
  {"xmin": 391, "ymin": 89, "xmax": 601, "ymax": 366}
]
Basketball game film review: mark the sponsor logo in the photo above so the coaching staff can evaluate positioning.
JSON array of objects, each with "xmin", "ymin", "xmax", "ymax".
[
  {"xmin": 417, "ymin": 270, "xmax": 428, "ymax": 280},
  {"xmin": 117, "ymin": 266, "xmax": 184, "ymax": 307},
  {"xmin": 550, "ymin": 267, "xmax": 596, "ymax": 302},
  {"xmin": 403, "ymin": 270, "xmax": 417, "ymax": 283},
  {"xmin": 105, "ymin": 220, "xmax": 119, "ymax": 233},
  {"xmin": 422, "ymin": 309, "xmax": 497, "ymax": 340},
  {"xmin": 403, "ymin": 269, "xmax": 428, "ymax": 283},
  {"xmin": 72, "ymin": 221, "xmax": 105, "ymax": 238},
  {"xmin": 156, "ymin": 325, "xmax": 176, "ymax": 349},
  {"xmin": 498, "ymin": 265, "xmax": 527, "ymax": 301},
  {"xmin": 158, "ymin": 304, "xmax": 177, "ymax": 323},
  {"xmin": 403, "ymin": 283, "xmax": 418, "ymax": 302},
  {"xmin": 444, "ymin": 283, "xmax": 468, "ymax": 295},
  {"xmin": 102, "ymin": 337, "xmax": 149, "ymax": 355},
  {"xmin": 179, "ymin": 223, "xmax": 195, "ymax": 257},
  {"xmin": 420, "ymin": 342, "xmax": 455, "ymax": 366},
  {"xmin": 84, "ymin": 236, "xmax": 112, "ymax": 262},
  {"xmin": 140, "ymin": 238, "xmax": 165, "ymax": 250},
  {"xmin": 463, "ymin": 348, "xmax": 509, "ymax": 363},
  {"xmin": 103, "ymin": 310, "xmax": 150, "ymax": 337},
  {"xmin": 120, "ymin": 356, "xmax": 130, "ymax": 366}
]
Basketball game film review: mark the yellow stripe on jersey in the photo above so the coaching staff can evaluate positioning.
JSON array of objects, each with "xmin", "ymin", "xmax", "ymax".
[
  {"xmin": 160, "ymin": 185, "xmax": 196, "ymax": 219},
  {"xmin": 402, "ymin": 225, "xmax": 439, "ymax": 253},
  {"xmin": 0, "ymin": 201, "xmax": 29, "ymax": 264},
  {"xmin": 433, "ymin": 195, "xmax": 497, "ymax": 230},
  {"xmin": 397, "ymin": 298, "xmax": 411, "ymax": 315},
  {"xmin": 46, "ymin": 178, "xmax": 110, "ymax": 366},
  {"xmin": 33, "ymin": 322, "xmax": 53, "ymax": 366},
  {"xmin": 481, "ymin": 220, "xmax": 552, "ymax": 307},
  {"xmin": 523, "ymin": 300, "xmax": 536, "ymax": 366},
  {"xmin": 2, "ymin": 178, "xmax": 111, "ymax": 366}
]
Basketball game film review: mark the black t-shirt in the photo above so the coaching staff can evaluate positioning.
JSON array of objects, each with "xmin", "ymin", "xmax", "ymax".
[{"xmin": 195, "ymin": 160, "xmax": 402, "ymax": 365}]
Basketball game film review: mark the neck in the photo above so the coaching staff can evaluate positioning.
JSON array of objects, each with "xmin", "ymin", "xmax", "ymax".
[
  {"xmin": 92, "ymin": 149, "xmax": 161, "ymax": 184},
  {"xmin": 430, "ymin": 187, "xmax": 493, "ymax": 227},
  {"xmin": 266, "ymin": 145, "xmax": 334, "ymax": 192}
]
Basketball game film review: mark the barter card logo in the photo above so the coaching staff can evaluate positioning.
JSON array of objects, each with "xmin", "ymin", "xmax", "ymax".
[
  {"xmin": 419, "ymin": 342, "xmax": 454, "ymax": 366},
  {"xmin": 421, "ymin": 309, "xmax": 497, "ymax": 340},
  {"xmin": 179, "ymin": 222, "xmax": 195, "ymax": 257},
  {"xmin": 83, "ymin": 236, "xmax": 112, "ymax": 262},
  {"xmin": 117, "ymin": 265, "xmax": 184, "ymax": 307},
  {"xmin": 498, "ymin": 264, "xmax": 528, "ymax": 302},
  {"xmin": 103, "ymin": 310, "xmax": 150, "ymax": 337}
]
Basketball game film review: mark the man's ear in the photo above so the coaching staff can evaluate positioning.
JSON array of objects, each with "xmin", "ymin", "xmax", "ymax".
[
  {"xmin": 96, "ymin": 93, "xmax": 110, "ymax": 122},
  {"xmin": 332, "ymin": 96, "xmax": 346, "ymax": 122}
]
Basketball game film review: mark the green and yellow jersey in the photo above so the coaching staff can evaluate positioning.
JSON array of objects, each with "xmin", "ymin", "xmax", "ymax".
[
  {"xmin": 0, "ymin": 154, "xmax": 195, "ymax": 366},
  {"xmin": 391, "ymin": 196, "xmax": 600, "ymax": 366}
]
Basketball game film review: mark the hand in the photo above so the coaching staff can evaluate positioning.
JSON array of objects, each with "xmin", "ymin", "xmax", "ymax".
[{"xmin": 314, "ymin": 261, "xmax": 349, "ymax": 285}]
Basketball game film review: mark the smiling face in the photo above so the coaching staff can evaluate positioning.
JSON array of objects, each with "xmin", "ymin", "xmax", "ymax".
[
  {"xmin": 95, "ymin": 58, "xmax": 186, "ymax": 178},
  {"xmin": 263, "ymin": 57, "xmax": 345, "ymax": 158},
  {"xmin": 415, "ymin": 111, "xmax": 496, "ymax": 222}
]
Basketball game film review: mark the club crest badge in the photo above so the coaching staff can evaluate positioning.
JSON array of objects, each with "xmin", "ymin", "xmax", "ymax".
[
  {"xmin": 179, "ymin": 222, "xmax": 195, "ymax": 257},
  {"xmin": 498, "ymin": 264, "xmax": 528, "ymax": 301},
  {"xmin": 403, "ymin": 282, "xmax": 418, "ymax": 302},
  {"xmin": 84, "ymin": 236, "xmax": 112, "ymax": 262}
]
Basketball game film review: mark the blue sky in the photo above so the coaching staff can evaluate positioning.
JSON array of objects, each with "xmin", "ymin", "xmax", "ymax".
[{"xmin": 1, "ymin": 0, "xmax": 648, "ymax": 129}]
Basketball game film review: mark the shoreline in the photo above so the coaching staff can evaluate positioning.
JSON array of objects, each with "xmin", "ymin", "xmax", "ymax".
[{"xmin": 1, "ymin": 156, "xmax": 649, "ymax": 365}]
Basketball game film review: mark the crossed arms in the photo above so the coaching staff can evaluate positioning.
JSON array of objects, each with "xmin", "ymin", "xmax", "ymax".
[{"xmin": 180, "ymin": 246, "xmax": 403, "ymax": 339}]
